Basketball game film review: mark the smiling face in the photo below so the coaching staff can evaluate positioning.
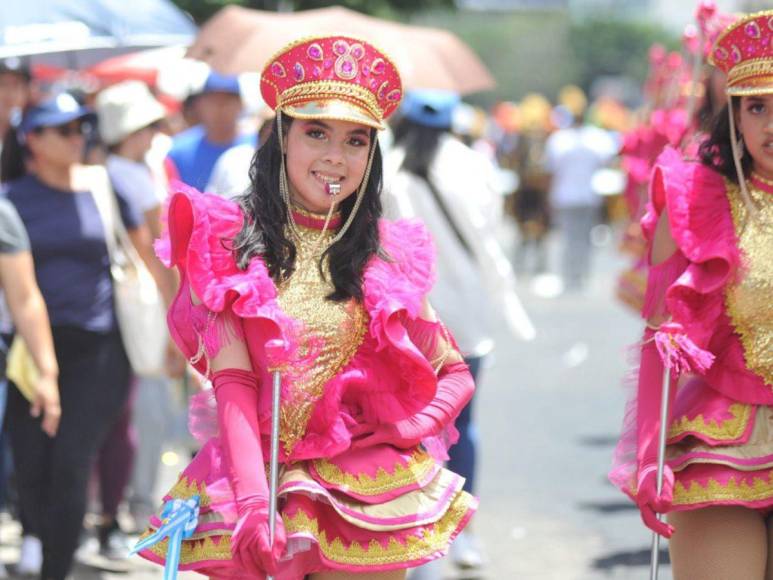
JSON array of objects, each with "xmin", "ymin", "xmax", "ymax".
[
  {"xmin": 284, "ymin": 118, "xmax": 373, "ymax": 214},
  {"xmin": 737, "ymin": 94, "xmax": 773, "ymax": 180}
]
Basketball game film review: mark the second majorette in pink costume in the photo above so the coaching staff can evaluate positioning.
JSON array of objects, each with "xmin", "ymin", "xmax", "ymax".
[
  {"xmin": 610, "ymin": 8, "xmax": 773, "ymax": 554},
  {"xmin": 135, "ymin": 35, "xmax": 477, "ymax": 579}
]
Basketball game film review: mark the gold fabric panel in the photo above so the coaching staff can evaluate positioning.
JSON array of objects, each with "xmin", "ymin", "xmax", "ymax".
[
  {"xmin": 311, "ymin": 448, "xmax": 437, "ymax": 496},
  {"xmin": 668, "ymin": 402, "xmax": 753, "ymax": 442},
  {"xmin": 277, "ymin": 222, "xmax": 368, "ymax": 454},
  {"xmin": 725, "ymin": 180, "xmax": 773, "ymax": 387}
]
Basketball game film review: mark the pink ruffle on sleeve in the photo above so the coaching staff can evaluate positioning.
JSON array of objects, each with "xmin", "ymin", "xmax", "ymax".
[
  {"xmin": 361, "ymin": 219, "xmax": 439, "ymax": 414},
  {"xmin": 157, "ymin": 182, "xmax": 303, "ymax": 360}
]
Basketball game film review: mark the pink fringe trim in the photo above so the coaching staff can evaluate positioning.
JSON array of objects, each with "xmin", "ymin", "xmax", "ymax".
[{"xmin": 653, "ymin": 328, "xmax": 715, "ymax": 375}]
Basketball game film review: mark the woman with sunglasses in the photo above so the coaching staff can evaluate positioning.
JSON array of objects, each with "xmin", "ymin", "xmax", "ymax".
[
  {"xmin": 0, "ymin": 93, "xmax": 156, "ymax": 580},
  {"xmin": 610, "ymin": 11, "xmax": 773, "ymax": 579},
  {"xmin": 137, "ymin": 35, "xmax": 477, "ymax": 580}
]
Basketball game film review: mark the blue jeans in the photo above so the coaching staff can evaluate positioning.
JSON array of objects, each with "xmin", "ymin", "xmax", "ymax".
[{"xmin": 447, "ymin": 355, "xmax": 483, "ymax": 495}]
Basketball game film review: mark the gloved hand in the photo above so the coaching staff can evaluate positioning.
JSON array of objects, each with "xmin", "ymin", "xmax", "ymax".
[
  {"xmin": 636, "ymin": 464, "xmax": 675, "ymax": 538},
  {"xmin": 352, "ymin": 361, "xmax": 474, "ymax": 449},
  {"xmin": 635, "ymin": 329, "xmax": 678, "ymax": 538},
  {"xmin": 212, "ymin": 368, "xmax": 286, "ymax": 575},
  {"xmin": 232, "ymin": 497, "xmax": 287, "ymax": 576}
]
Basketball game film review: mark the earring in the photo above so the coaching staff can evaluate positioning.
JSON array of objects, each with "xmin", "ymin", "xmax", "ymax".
[{"xmin": 737, "ymin": 134, "xmax": 745, "ymax": 158}]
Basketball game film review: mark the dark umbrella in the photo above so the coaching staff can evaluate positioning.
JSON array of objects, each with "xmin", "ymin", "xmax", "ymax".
[{"xmin": 0, "ymin": 0, "xmax": 196, "ymax": 69}]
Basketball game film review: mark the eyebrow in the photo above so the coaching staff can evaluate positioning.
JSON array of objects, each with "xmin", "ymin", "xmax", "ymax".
[{"xmin": 304, "ymin": 120, "xmax": 370, "ymax": 137}]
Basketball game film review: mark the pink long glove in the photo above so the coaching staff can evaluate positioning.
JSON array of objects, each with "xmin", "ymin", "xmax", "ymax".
[
  {"xmin": 212, "ymin": 368, "xmax": 287, "ymax": 576},
  {"xmin": 635, "ymin": 329, "xmax": 677, "ymax": 538},
  {"xmin": 352, "ymin": 361, "xmax": 474, "ymax": 449}
]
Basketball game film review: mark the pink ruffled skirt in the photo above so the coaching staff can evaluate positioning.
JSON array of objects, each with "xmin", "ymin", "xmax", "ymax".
[
  {"xmin": 664, "ymin": 376, "xmax": 773, "ymax": 512},
  {"xmin": 136, "ymin": 438, "xmax": 477, "ymax": 579}
]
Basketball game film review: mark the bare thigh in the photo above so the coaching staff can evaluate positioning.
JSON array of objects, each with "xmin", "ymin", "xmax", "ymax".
[
  {"xmin": 765, "ymin": 514, "xmax": 773, "ymax": 580},
  {"xmin": 668, "ymin": 506, "xmax": 767, "ymax": 580},
  {"xmin": 310, "ymin": 571, "xmax": 406, "ymax": 580}
]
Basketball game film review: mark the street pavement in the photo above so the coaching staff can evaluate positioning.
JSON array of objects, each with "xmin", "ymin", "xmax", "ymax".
[{"xmin": 0, "ymin": 225, "xmax": 671, "ymax": 579}]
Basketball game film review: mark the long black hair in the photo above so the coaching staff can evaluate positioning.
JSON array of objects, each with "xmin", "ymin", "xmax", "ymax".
[
  {"xmin": 698, "ymin": 96, "xmax": 752, "ymax": 183},
  {"xmin": 232, "ymin": 114, "xmax": 384, "ymax": 302},
  {"xmin": 1, "ymin": 125, "xmax": 28, "ymax": 183}
]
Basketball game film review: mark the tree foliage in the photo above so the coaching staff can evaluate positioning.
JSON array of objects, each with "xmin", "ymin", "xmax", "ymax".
[
  {"xmin": 171, "ymin": 0, "xmax": 454, "ymax": 24},
  {"xmin": 568, "ymin": 18, "xmax": 679, "ymax": 94}
]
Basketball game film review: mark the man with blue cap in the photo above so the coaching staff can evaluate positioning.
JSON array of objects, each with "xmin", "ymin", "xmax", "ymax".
[{"xmin": 166, "ymin": 71, "xmax": 257, "ymax": 191}]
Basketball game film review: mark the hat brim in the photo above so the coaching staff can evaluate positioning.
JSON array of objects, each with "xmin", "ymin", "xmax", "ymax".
[
  {"xmin": 23, "ymin": 108, "xmax": 94, "ymax": 134},
  {"xmin": 726, "ymin": 77, "xmax": 773, "ymax": 96},
  {"xmin": 281, "ymin": 99, "xmax": 383, "ymax": 130},
  {"xmin": 99, "ymin": 103, "xmax": 166, "ymax": 145}
]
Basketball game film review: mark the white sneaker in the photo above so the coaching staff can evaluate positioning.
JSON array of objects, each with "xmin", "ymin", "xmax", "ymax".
[
  {"xmin": 449, "ymin": 530, "xmax": 486, "ymax": 570},
  {"xmin": 17, "ymin": 535, "xmax": 42, "ymax": 575}
]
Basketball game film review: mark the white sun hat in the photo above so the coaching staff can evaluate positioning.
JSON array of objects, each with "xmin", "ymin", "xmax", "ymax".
[{"xmin": 96, "ymin": 80, "xmax": 166, "ymax": 146}]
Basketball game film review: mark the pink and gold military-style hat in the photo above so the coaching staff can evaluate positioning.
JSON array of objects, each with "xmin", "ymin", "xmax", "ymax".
[
  {"xmin": 710, "ymin": 10, "xmax": 773, "ymax": 95},
  {"xmin": 260, "ymin": 35, "xmax": 403, "ymax": 130}
]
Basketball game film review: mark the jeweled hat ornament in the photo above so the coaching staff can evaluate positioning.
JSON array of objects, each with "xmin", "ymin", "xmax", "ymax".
[
  {"xmin": 260, "ymin": 35, "xmax": 403, "ymax": 130},
  {"xmin": 260, "ymin": 35, "xmax": 404, "ymax": 245},
  {"xmin": 710, "ymin": 10, "xmax": 773, "ymax": 96},
  {"xmin": 709, "ymin": 10, "xmax": 773, "ymax": 219}
]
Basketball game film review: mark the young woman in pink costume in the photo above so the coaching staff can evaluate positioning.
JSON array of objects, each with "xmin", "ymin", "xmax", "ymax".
[
  {"xmin": 136, "ymin": 35, "xmax": 477, "ymax": 580},
  {"xmin": 610, "ymin": 11, "xmax": 773, "ymax": 579}
]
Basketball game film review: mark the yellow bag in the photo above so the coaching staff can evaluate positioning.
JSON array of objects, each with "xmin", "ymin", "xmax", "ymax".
[{"xmin": 6, "ymin": 337, "xmax": 37, "ymax": 402}]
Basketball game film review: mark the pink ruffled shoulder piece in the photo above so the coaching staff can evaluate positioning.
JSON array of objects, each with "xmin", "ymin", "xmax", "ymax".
[
  {"xmin": 364, "ymin": 218, "xmax": 436, "ymax": 329},
  {"xmin": 644, "ymin": 147, "xmax": 740, "ymax": 342}
]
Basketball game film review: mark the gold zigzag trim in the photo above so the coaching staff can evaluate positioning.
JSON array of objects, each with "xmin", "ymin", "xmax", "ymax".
[
  {"xmin": 283, "ymin": 491, "xmax": 474, "ymax": 566},
  {"xmin": 668, "ymin": 403, "xmax": 753, "ymax": 442},
  {"xmin": 166, "ymin": 476, "xmax": 212, "ymax": 509},
  {"xmin": 674, "ymin": 469, "xmax": 773, "ymax": 505},
  {"xmin": 312, "ymin": 448, "xmax": 437, "ymax": 496},
  {"xmin": 139, "ymin": 530, "xmax": 233, "ymax": 565}
]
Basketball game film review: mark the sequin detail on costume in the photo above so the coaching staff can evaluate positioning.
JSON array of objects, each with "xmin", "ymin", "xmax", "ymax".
[
  {"xmin": 276, "ymin": 221, "xmax": 368, "ymax": 454},
  {"xmin": 725, "ymin": 180, "xmax": 773, "ymax": 388}
]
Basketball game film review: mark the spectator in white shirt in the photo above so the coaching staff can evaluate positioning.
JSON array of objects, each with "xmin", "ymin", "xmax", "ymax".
[{"xmin": 544, "ymin": 107, "xmax": 617, "ymax": 290}]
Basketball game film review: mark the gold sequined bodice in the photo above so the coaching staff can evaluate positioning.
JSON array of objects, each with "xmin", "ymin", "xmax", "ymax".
[
  {"xmin": 725, "ymin": 179, "xmax": 773, "ymax": 387},
  {"xmin": 276, "ymin": 220, "xmax": 368, "ymax": 454}
]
